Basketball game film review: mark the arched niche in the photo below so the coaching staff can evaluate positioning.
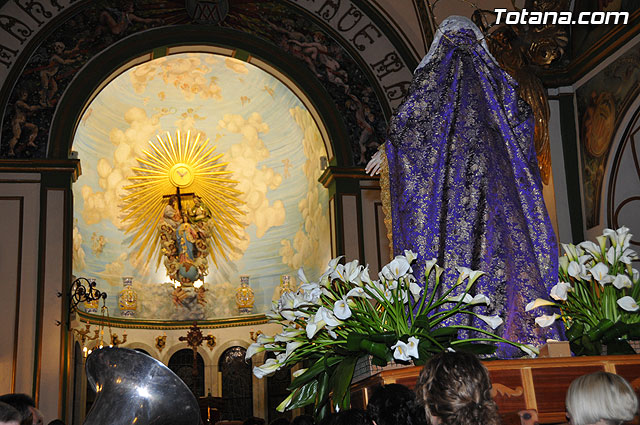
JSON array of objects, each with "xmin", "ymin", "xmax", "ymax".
[{"xmin": 69, "ymin": 46, "xmax": 335, "ymax": 322}]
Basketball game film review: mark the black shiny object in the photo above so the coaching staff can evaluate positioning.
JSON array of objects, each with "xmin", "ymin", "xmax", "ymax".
[
  {"xmin": 70, "ymin": 277, "xmax": 107, "ymax": 311},
  {"xmin": 84, "ymin": 347, "xmax": 200, "ymax": 425}
]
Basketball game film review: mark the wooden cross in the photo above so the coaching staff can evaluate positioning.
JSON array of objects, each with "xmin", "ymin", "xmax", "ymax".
[{"xmin": 179, "ymin": 322, "xmax": 216, "ymax": 376}]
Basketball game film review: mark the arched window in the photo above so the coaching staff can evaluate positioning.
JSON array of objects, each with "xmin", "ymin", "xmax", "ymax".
[
  {"xmin": 266, "ymin": 352, "xmax": 292, "ymax": 423},
  {"xmin": 219, "ymin": 346, "xmax": 252, "ymax": 420},
  {"xmin": 169, "ymin": 349, "xmax": 205, "ymax": 397}
]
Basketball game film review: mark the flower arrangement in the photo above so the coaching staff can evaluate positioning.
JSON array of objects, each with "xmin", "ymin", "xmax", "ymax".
[
  {"xmin": 248, "ymin": 252, "xmax": 534, "ymax": 420},
  {"xmin": 527, "ymin": 226, "xmax": 640, "ymax": 355}
]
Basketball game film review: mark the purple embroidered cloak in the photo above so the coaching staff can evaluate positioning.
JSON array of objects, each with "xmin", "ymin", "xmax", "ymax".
[{"xmin": 380, "ymin": 16, "xmax": 561, "ymax": 356}]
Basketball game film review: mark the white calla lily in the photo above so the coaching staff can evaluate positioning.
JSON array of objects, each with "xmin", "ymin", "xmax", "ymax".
[
  {"xmin": 276, "ymin": 392, "xmax": 294, "ymax": 412},
  {"xmin": 469, "ymin": 294, "xmax": 491, "ymax": 305},
  {"xmin": 297, "ymin": 267, "xmax": 310, "ymax": 285},
  {"xmin": 525, "ymin": 298, "xmax": 556, "ymax": 311},
  {"xmin": 590, "ymin": 262, "xmax": 614, "ymax": 285},
  {"xmin": 285, "ymin": 340, "xmax": 304, "ymax": 359},
  {"xmin": 617, "ymin": 296, "xmax": 639, "ymax": 312},
  {"xmin": 579, "ymin": 240, "xmax": 601, "ymax": 258},
  {"xmin": 346, "ymin": 287, "xmax": 370, "ymax": 298},
  {"xmin": 478, "ymin": 314, "xmax": 503, "ymax": 329},
  {"xmin": 245, "ymin": 342, "xmax": 265, "ymax": 360},
  {"xmin": 446, "ymin": 293, "xmax": 473, "ymax": 304},
  {"xmin": 391, "ymin": 340, "xmax": 411, "ymax": 361},
  {"xmin": 406, "ymin": 336, "xmax": 420, "ymax": 359},
  {"xmin": 521, "ymin": 344, "xmax": 539, "ymax": 357},
  {"xmin": 424, "ymin": 258, "xmax": 438, "ymax": 279},
  {"xmin": 253, "ymin": 358, "xmax": 281, "ymax": 378},
  {"xmin": 256, "ymin": 334, "xmax": 275, "ymax": 344},
  {"xmin": 408, "ymin": 281, "xmax": 422, "ymax": 301},
  {"xmin": 403, "ymin": 250, "xmax": 418, "ymax": 263},
  {"xmin": 613, "ymin": 275, "xmax": 632, "ymax": 289},
  {"xmin": 381, "ymin": 257, "xmax": 412, "ymax": 281},
  {"xmin": 534, "ymin": 313, "xmax": 560, "ymax": 327},
  {"xmin": 333, "ymin": 297, "xmax": 353, "ymax": 320},
  {"xmin": 292, "ymin": 368, "xmax": 307, "ymax": 378},
  {"xmin": 456, "ymin": 266, "xmax": 473, "ymax": 283},
  {"xmin": 550, "ymin": 281, "xmax": 572, "ymax": 301},
  {"xmin": 306, "ymin": 307, "xmax": 342, "ymax": 338}
]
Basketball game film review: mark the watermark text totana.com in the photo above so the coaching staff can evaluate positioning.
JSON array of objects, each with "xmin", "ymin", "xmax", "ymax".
[{"xmin": 495, "ymin": 8, "xmax": 629, "ymax": 25}]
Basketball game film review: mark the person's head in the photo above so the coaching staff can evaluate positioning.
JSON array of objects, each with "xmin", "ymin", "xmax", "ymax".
[
  {"xmin": 367, "ymin": 384, "xmax": 426, "ymax": 425},
  {"xmin": 415, "ymin": 351, "xmax": 499, "ymax": 425},
  {"xmin": 291, "ymin": 414, "xmax": 315, "ymax": 425},
  {"xmin": 47, "ymin": 421, "xmax": 65, "ymax": 425},
  {"xmin": 565, "ymin": 371, "xmax": 638, "ymax": 425},
  {"xmin": 0, "ymin": 402, "xmax": 21, "ymax": 425},
  {"xmin": 0, "ymin": 395, "xmax": 35, "ymax": 425}
]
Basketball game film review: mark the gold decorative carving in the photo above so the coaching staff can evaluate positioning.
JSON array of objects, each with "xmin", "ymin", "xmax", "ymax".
[
  {"xmin": 155, "ymin": 334, "xmax": 167, "ymax": 352},
  {"xmin": 491, "ymin": 383, "xmax": 524, "ymax": 398}
]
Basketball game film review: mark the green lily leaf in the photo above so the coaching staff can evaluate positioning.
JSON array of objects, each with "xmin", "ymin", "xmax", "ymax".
[
  {"xmin": 565, "ymin": 322, "xmax": 584, "ymax": 342},
  {"xmin": 288, "ymin": 356, "xmax": 341, "ymax": 390},
  {"xmin": 315, "ymin": 371, "xmax": 331, "ymax": 422},
  {"xmin": 288, "ymin": 380, "xmax": 318, "ymax": 410},
  {"xmin": 605, "ymin": 339, "xmax": 636, "ymax": 355},
  {"xmin": 601, "ymin": 322, "xmax": 632, "ymax": 343},
  {"xmin": 359, "ymin": 339, "xmax": 389, "ymax": 361},
  {"xmin": 346, "ymin": 333, "xmax": 365, "ymax": 352},
  {"xmin": 586, "ymin": 319, "xmax": 614, "ymax": 342},
  {"xmin": 330, "ymin": 356, "xmax": 358, "ymax": 408},
  {"xmin": 430, "ymin": 327, "xmax": 459, "ymax": 338},
  {"xmin": 413, "ymin": 317, "xmax": 431, "ymax": 329},
  {"xmin": 369, "ymin": 332, "xmax": 398, "ymax": 344}
]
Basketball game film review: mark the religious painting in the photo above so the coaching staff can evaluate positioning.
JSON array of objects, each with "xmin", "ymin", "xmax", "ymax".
[
  {"xmin": 72, "ymin": 52, "xmax": 331, "ymax": 320},
  {"xmin": 576, "ymin": 40, "xmax": 640, "ymax": 229}
]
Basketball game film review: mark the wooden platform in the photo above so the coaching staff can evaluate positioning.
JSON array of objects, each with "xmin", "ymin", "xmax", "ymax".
[{"xmin": 350, "ymin": 355, "xmax": 640, "ymax": 424}]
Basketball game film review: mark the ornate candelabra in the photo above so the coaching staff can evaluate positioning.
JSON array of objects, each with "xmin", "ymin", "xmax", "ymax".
[{"xmin": 69, "ymin": 277, "xmax": 107, "ymax": 312}]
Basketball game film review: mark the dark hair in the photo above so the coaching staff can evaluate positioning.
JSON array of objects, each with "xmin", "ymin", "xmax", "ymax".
[
  {"xmin": 0, "ymin": 401, "xmax": 21, "ymax": 423},
  {"xmin": 47, "ymin": 421, "xmax": 66, "ymax": 425},
  {"xmin": 415, "ymin": 352, "xmax": 500, "ymax": 425},
  {"xmin": 367, "ymin": 384, "xmax": 427, "ymax": 425},
  {"xmin": 0, "ymin": 394, "xmax": 34, "ymax": 425},
  {"xmin": 243, "ymin": 418, "xmax": 266, "ymax": 425},
  {"xmin": 269, "ymin": 418, "xmax": 291, "ymax": 425},
  {"xmin": 291, "ymin": 414, "xmax": 315, "ymax": 425}
]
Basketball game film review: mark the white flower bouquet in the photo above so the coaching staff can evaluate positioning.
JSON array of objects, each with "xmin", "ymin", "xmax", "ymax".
[
  {"xmin": 248, "ymin": 252, "xmax": 534, "ymax": 420},
  {"xmin": 527, "ymin": 226, "xmax": 640, "ymax": 355}
]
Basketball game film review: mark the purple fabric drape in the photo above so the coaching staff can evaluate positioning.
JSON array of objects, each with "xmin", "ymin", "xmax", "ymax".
[{"xmin": 382, "ymin": 17, "xmax": 561, "ymax": 356}]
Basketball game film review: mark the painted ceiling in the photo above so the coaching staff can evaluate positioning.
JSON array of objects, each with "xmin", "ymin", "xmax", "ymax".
[{"xmin": 72, "ymin": 52, "xmax": 331, "ymax": 321}]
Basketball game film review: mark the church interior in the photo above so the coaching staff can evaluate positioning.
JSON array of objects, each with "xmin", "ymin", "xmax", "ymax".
[{"xmin": 1, "ymin": 0, "xmax": 640, "ymax": 424}]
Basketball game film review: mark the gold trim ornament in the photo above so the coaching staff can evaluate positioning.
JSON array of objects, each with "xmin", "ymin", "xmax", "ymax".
[
  {"xmin": 121, "ymin": 131, "xmax": 246, "ymax": 291},
  {"xmin": 118, "ymin": 276, "xmax": 137, "ymax": 317},
  {"xmin": 235, "ymin": 275, "xmax": 255, "ymax": 314}
]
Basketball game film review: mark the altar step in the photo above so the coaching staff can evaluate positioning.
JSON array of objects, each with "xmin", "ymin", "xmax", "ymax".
[{"xmin": 350, "ymin": 354, "xmax": 640, "ymax": 424}]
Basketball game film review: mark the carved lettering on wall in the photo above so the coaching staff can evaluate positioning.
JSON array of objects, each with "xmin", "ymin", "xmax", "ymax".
[
  {"xmin": 0, "ymin": 44, "xmax": 18, "ymax": 67},
  {"xmin": 292, "ymin": 0, "xmax": 413, "ymax": 109},
  {"xmin": 0, "ymin": 15, "xmax": 33, "ymax": 43},
  {"xmin": 15, "ymin": 0, "xmax": 53, "ymax": 26}
]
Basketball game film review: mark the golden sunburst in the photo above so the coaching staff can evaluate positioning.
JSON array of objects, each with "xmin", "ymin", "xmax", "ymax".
[{"xmin": 121, "ymin": 130, "xmax": 245, "ymax": 273}]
